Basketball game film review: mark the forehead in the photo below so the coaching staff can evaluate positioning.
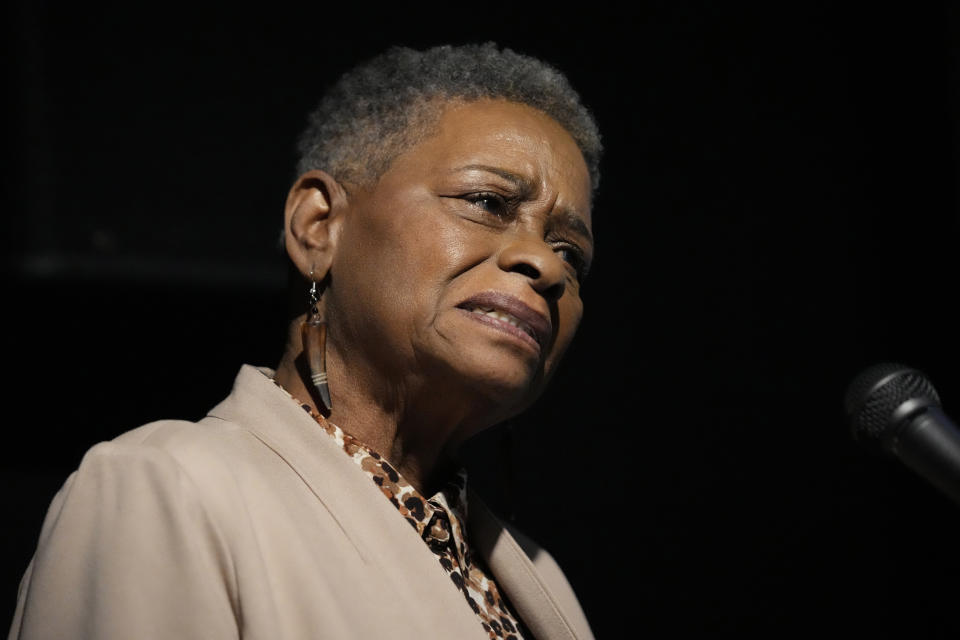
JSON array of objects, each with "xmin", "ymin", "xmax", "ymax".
[{"xmin": 390, "ymin": 99, "xmax": 593, "ymax": 220}]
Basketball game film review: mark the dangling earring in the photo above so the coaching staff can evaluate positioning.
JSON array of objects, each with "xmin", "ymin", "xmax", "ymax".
[{"xmin": 301, "ymin": 274, "xmax": 332, "ymax": 412}]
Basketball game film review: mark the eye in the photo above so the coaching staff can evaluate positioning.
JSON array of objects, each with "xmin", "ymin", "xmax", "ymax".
[
  {"xmin": 463, "ymin": 192, "xmax": 510, "ymax": 217},
  {"xmin": 555, "ymin": 244, "xmax": 590, "ymax": 283}
]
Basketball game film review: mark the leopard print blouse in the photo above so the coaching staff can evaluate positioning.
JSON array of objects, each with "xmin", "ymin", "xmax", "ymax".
[{"xmin": 273, "ymin": 381, "xmax": 527, "ymax": 640}]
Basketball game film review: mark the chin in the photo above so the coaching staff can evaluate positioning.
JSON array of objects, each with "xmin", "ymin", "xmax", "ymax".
[
  {"xmin": 460, "ymin": 358, "xmax": 549, "ymax": 417},
  {"xmin": 419, "ymin": 338, "xmax": 555, "ymax": 419}
]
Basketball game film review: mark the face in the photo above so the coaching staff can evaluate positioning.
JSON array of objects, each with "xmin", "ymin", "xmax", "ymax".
[{"xmin": 327, "ymin": 99, "xmax": 593, "ymax": 424}]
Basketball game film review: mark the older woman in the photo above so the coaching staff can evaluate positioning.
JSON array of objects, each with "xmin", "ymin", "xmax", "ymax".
[{"xmin": 9, "ymin": 43, "xmax": 600, "ymax": 640}]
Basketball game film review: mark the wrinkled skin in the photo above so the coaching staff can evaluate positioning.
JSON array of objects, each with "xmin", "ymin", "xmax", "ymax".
[{"xmin": 275, "ymin": 99, "xmax": 593, "ymax": 493}]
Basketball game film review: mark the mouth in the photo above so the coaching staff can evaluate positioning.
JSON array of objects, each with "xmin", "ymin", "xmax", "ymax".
[{"xmin": 456, "ymin": 292, "xmax": 551, "ymax": 353}]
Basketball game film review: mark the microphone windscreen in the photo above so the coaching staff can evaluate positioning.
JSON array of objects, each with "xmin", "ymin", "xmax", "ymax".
[{"xmin": 845, "ymin": 362, "xmax": 942, "ymax": 445}]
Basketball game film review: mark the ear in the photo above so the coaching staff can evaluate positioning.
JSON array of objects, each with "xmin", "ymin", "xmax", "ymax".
[{"xmin": 284, "ymin": 170, "xmax": 348, "ymax": 281}]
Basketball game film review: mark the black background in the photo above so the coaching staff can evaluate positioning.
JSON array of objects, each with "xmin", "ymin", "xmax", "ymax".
[{"xmin": 4, "ymin": 2, "xmax": 960, "ymax": 637}]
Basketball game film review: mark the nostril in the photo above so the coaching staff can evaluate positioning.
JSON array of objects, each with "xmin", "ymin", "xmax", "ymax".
[
  {"xmin": 511, "ymin": 263, "xmax": 540, "ymax": 279},
  {"xmin": 505, "ymin": 258, "xmax": 564, "ymax": 300}
]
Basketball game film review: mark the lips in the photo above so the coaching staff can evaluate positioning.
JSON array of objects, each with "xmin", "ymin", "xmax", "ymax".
[{"xmin": 456, "ymin": 291, "xmax": 552, "ymax": 351}]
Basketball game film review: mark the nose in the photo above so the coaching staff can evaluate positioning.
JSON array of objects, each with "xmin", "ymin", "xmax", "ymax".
[{"xmin": 497, "ymin": 236, "xmax": 567, "ymax": 301}]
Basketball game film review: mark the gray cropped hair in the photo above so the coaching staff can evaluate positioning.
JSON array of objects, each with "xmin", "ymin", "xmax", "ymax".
[{"xmin": 295, "ymin": 43, "xmax": 603, "ymax": 191}]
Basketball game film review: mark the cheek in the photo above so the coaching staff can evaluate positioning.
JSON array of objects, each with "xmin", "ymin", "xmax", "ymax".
[
  {"xmin": 546, "ymin": 297, "xmax": 583, "ymax": 367},
  {"xmin": 391, "ymin": 204, "xmax": 493, "ymax": 300},
  {"xmin": 330, "ymin": 208, "xmax": 426, "ymax": 344},
  {"xmin": 345, "ymin": 201, "xmax": 482, "ymax": 329}
]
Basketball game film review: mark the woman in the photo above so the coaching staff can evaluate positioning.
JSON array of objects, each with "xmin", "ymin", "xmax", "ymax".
[{"xmin": 9, "ymin": 43, "xmax": 601, "ymax": 640}]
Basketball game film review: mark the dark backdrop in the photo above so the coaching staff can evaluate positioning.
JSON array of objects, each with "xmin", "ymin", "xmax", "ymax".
[{"xmin": 4, "ymin": 3, "xmax": 959, "ymax": 637}]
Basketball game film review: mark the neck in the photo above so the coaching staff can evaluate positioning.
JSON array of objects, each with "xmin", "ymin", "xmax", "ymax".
[{"xmin": 274, "ymin": 319, "xmax": 491, "ymax": 494}]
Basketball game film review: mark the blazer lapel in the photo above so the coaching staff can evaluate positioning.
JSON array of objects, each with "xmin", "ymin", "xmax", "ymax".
[
  {"xmin": 206, "ymin": 365, "xmax": 489, "ymax": 640},
  {"xmin": 469, "ymin": 492, "xmax": 595, "ymax": 640}
]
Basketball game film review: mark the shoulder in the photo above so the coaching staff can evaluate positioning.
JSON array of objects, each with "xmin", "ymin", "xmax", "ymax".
[
  {"xmin": 70, "ymin": 417, "xmax": 251, "ymax": 491},
  {"xmin": 13, "ymin": 420, "xmax": 245, "ymax": 640},
  {"xmin": 27, "ymin": 410, "xmax": 280, "ymax": 568},
  {"xmin": 59, "ymin": 413, "xmax": 286, "ymax": 533},
  {"xmin": 42, "ymin": 418, "xmax": 254, "ymax": 536},
  {"xmin": 108, "ymin": 416, "xmax": 256, "ymax": 474},
  {"xmin": 24, "ymin": 417, "xmax": 264, "ymax": 602},
  {"xmin": 110, "ymin": 413, "xmax": 252, "ymax": 456}
]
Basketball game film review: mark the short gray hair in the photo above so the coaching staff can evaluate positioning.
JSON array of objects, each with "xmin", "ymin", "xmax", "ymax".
[{"xmin": 296, "ymin": 43, "xmax": 602, "ymax": 191}]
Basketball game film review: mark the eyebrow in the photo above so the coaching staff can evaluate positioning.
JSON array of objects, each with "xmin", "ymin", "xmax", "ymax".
[
  {"xmin": 453, "ymin": 164, "xmax": 534, "ymax": 193},
  {"xmin": 453, "ymin": 164, "xmax": 593, "ymax": 244},
  {"xmin": 550, "ymin": 209, "xmax": 594, "ymax": 245}
]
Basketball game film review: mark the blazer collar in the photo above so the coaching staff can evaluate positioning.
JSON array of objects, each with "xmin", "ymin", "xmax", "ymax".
[
  {"xmin": 208, "ymin": 364, "xmax": 592, "ymax": 640},
  {"xmin": 206, "ymin": 365, "xmax": 487, "ymax": 639},
  {"xmin": 469, "ymin": 492, "xmax": 595, "ymax": 640}
]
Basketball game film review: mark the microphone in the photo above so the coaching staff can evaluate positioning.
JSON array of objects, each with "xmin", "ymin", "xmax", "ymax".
[{"xmin": 845, "ymin": 362, "xmax": 960, "ymax": 506}]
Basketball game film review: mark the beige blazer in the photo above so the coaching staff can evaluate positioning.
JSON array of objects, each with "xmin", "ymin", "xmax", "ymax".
[{"xmin": 9, "ymin": 365, "xmax": 594, "ymax": 640}]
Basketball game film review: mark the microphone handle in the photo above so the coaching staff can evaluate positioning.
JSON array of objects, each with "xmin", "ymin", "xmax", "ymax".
[{"xmin": 889, "ymin": 406, "xmax": 960, "ymax": 506}]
